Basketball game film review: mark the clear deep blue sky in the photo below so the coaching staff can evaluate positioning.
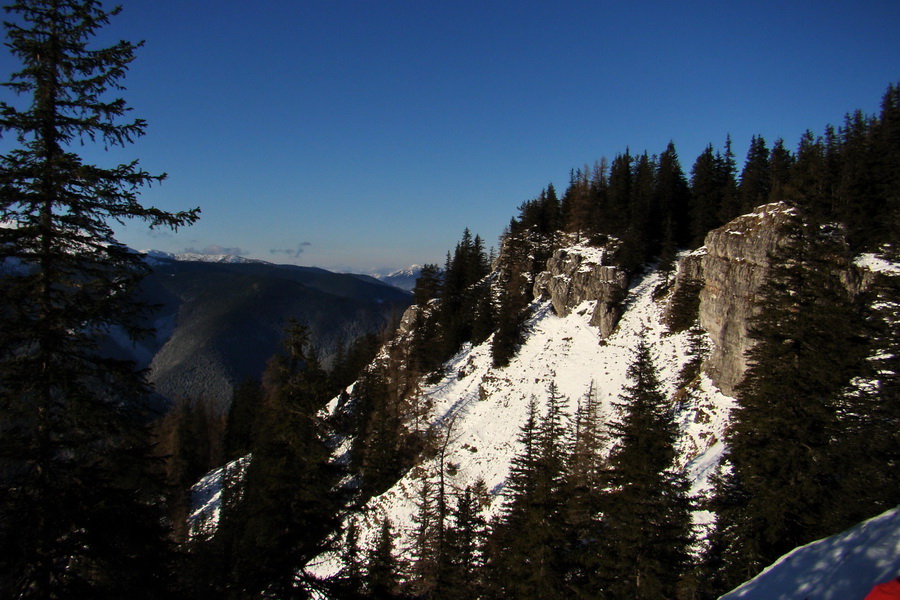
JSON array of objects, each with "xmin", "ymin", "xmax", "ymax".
[{"xmin": 3, "ymin": 1, "xmax": 899, "ymax": 273}]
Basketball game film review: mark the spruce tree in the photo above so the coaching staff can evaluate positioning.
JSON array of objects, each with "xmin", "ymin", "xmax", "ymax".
[
  {"xmin": 562, "ymin": 167, "xmax": 592, "ymax": 241},
  {"xmin": 836, "ymin": 109, "xmax": 880, "ymax": 250},
  {"xmin": 873, "ymin": 83, "xmax": 900, "ymax": 246},
  {"xmin": 787, "ymin": 130, "xmax": 828, "ymax": 218},
  {"xmin": 688, "ymin": 144, "xmax": 725, "ymax": 248},
  {"xmin": 655, "ymin": 141, "xmax": 691, "ymax": 248},
  {"xmin": 560, "ymin": 382, "xmax": 609, "ymax": 597},
  {"xmin": 625, "ymin": 151, "xmax": 656, "ymax": 268},
  {"xmin": 717, "ymin": 134, "xmax": 740, "ymax": 224},
  {"xmin": 825, "ymin": 249, "xmax": 900, "ymax": 533},
  {"xmin": 487, "ymin": 387, "xmax": 568, "ymax": 599},
  {"xmin": 334, "ymin": 520, "xmax": 366, "ymax": 599},
  {"xmin": 767, "ymin": 137, "xmax": 794, "ymax": 204},
  {"xmin": 599, "ymin": 333, "xmax": 694, "ymax": 599},
  {"xmin": 491, "ymin": 236, "xmax": 531, "ymax": 368},
  {"xmin": 0, "ymin": 2, "xmax": 198, "ymax": 597},
  {"xmin": 738, "ymin": 135, "xmax": 771, "ymax": 214},
  {"xmin": 368, "ymin": 518, "xmax": 401, "ymax": 599},
  {"xmin": 222, "ymin": 321, "xmax": 346, "ymax": 597},
  {"xmin": 706, "ymin": 211, "xmax": 869, "ymax": 592},
  {"xmin": 413, "ymin": 263, "xmax": 443, "ymax": 305},
  {"xmin": 604, "ymin": 150, "xmax": 633, "ymax": 236},
  {"xmin": 440, "ymin": 484, "xmax": 487, "ymax": 600}
]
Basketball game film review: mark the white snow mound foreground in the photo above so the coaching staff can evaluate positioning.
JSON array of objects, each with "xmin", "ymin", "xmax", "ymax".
[{"xmin": 720, "ymin": 506, "xmax": 900, "ymax": 600}]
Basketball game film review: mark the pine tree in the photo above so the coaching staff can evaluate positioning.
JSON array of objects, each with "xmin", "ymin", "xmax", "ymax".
[
  {"xmin": 767, "ymin": 138, "xmax": 793, "ymax": 204},
  {"xmin": 223, "ymin": 380, "xmax": 263, "ymax": 462},
  {"xmin": 836, "ymin": 109, "xmax": 880, "ymax": 250},
  {"xmin": 655, "ymin": 141, "xmax": 692, "ymax": 248},
  {"xmin": 873, "ymin": 83, "xmax": 900, "ymax": 246},
  {"xmin": 717, "ymin": 134, "xmax": 740, "ymax": 224},
  {"xmin": 739, "ymin": 135, "xmax": 771, "ymax": 214},
  {"xmin": 486, "ymin": 387, "xmax": 568, "ymax": 599},
  {"xmin": 604, "ymin": 150, "xmax": 633, "ymax": 237},
  {"xmin": 413, "ymin": 263, "xmax": 443, "ymax": 305},
  {"xmin": 0, "ymin": 2, "xmax": 198, "ymax": 597},
  {"xmin": 560, "ymin": 382, "xmax": 609, "ymax": 597},
  {"xmin": 223, "ymin": 321, "xmax": 346, "ymax": 597},
  {"xmin": 562, "ymin": 166, "xmax": 593, "ymax": 241},
  {"xmin": 787, "ymin": 130, "xmax": 828, "ymax": 218},
  {"xmin": 677, "ymin": 324, "xmax": 709, "ymax": 389},
  {"xmin": 688, "ymin": 144, "xmax": 723, "ymax": 248},
  {"xmin": 368, "ymin": 518, "xmax": 401, "ymax": 599},
  {"xmin": 408, "ymin": 477, "xmax": 440, "ymax": 597},
  {"xmin": 491, "ymin": 235, "xmax": 532, "ymax": 368},
  {"xmin": 625, "ymin": 151, "xmax": 656, "ymax": 269},
  {"xmin": 333, "ymin": 520, "xmax": 366, "ymax": 599},
  {"xmin": 349, "ymin": 364, "xmax": 413, "ymax": 498},
  {"xmin": 440, "ymin": 483, "xmax": 488, "ymax": 600},
  {"xmin": 599, "ymin": 333, "xmax": 694, "ymax": 599},
  {"xmin": 705, "ymin": 212, "xmax": 870, "ymax": 593}
]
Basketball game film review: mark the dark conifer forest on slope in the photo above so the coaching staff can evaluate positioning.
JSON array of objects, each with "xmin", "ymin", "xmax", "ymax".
[{"xmin": 0, "ymin": 1, "xmax": 899, "ymax": 599}]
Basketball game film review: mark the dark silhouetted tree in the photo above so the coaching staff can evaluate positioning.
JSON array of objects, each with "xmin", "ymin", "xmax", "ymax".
[
  {"xmin": 706, "ymin": 212, "xmax": 870, "ymax": 593},
  {"xmin": 739, "ymin": 135, "xmax": 771, "ymax": 213},
  {"xmin": 0, "ymin": 2, "xmax": 198, "ymax": 597},
  {"xmin": 221, "ymin": 321, "xmax": 346, "ymax": 597},
  {"xmin": 598, "ymin": 333, "xmax": 694, "ymax": 599}
]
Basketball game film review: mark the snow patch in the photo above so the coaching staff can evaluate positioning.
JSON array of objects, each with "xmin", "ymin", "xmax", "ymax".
[
  {"xmin": 720, "ymin": 506, "xmax": 900, "ymax": 600},
  {"xmin": 310, "ymin": 266, "xmax": 735, "ymax": 577}
]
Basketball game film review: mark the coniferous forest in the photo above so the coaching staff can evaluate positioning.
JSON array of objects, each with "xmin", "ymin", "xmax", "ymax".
[{"xmin": 1, "ymin": 2, "xmax": 899, "ymax": 599}]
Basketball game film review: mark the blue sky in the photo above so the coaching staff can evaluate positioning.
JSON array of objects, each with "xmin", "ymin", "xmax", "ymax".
[{"xmin": 3, "ymin": 1, "xmax": 899, "ymax": 273}]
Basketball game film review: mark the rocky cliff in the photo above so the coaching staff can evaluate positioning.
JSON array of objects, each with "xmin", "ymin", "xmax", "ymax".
[
  {"xmin": 686, "ymin": 203, "xmax": 800, "ymax": 394},
  {"xmin": 667, "ymin": 202, "xmax": 892, "ymax": 397},
  {"xmin": 533, "ymin": 240, "xmax": 630, "ymax": 339}
]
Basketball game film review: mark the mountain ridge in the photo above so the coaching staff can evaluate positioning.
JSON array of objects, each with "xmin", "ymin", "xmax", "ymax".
[{"xmin": 108, "ymin": 256, "xmax": 412, "ymax": 410}]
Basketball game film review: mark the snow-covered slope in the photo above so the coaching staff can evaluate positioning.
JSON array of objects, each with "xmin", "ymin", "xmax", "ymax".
[
  {"xmin": 310, "ymin": 264, "xmax": 736, "ymax": 575},
  {"xmin": 719, "ymin": 506, "xmax": 900, "ymax": 600}
]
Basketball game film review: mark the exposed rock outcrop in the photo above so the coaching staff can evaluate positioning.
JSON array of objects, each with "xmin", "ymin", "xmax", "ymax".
[
  {"xmin": 669, "ymin": 202, "xmax": 798, "ymax": 395},
  {"xmin": 671, "ymin": 203, "xmax": 897, "ymax": 397},
  {"xmin": 533, "ymin": 241, "xmax": 629, "ymax": 338}
]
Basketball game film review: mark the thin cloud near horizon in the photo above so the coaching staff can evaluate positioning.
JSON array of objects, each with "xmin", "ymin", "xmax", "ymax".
[{"xmin": 269, "ymin": 242, "xmax": 312, "ymax": 258}]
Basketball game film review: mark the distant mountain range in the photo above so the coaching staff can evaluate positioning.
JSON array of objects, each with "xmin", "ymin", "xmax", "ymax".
[
  {"xmin": 110, "ymin": 253, "xmax": 412, "ymax": 411},
  {"xmin": 145, "ymin": 251, "xmax": 424, "ymax": 292},
  {"xmin": 368, "ymin": 264, "xmax": 423, "ymax": 291}
]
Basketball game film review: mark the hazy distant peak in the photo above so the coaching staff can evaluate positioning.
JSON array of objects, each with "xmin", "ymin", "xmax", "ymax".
[
  {"xmin": 142, "ymin": 250, "xmax": 268, "ymax": 265},
  {"xmin": 369, "ymin": 264, "xmax": 423, "ymax": 291}
]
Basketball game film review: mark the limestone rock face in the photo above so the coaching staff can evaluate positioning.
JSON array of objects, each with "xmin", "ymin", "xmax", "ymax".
[
  {"xmin": 533, "ymin": 243, "xmax": 629, "ymax": 338},
  {"xmin": 673, "ymin": 202, "xmax": 798, "ymax": 395}
]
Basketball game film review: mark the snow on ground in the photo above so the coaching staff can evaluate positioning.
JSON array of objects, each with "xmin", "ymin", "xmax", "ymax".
[
  {"xmin": 720, "ymin": 506, "xmax": 900, "ymax": 600},
  {"xmin": 854, "ymin": 251, "xmax": 900, "ymax": 275},
  {"xmin": 309, "ymin": 265, "xmax": 736, "ymax": 576},
  {"xmin": 188, "ymin": 455, "xmax": 251, "ymax": 539}
]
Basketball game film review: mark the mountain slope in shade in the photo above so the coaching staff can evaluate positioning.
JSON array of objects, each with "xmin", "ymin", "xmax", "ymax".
[
  {"xmin": 719, "ymin": 506, "xmax": 900, "ymax": 600},
  {"xmin": 122, "ymin": 257, "xmax": 411, "ymax": 410}
]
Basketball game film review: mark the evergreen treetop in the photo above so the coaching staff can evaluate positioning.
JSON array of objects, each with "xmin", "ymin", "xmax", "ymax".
[{"xmin": 0, "ymin": 2, "xmax": 198, "ymax": 596}]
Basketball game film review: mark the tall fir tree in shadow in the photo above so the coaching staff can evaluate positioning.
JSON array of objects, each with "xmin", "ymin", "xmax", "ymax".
[
  {"xmin": 486, "ymin": 386, "xmax": 568, "ymax": 599},
  {"xmin": 704, "ymin": 209, "xmax": 870, "ymax": 594},
  {"xmin": 597, "ymin": 332, "xmax": 694, "ymax": 600},
  {"xmin": 559, "ymin": 382, "xmax": 609, "ymax": 597},
  {"xmin": 0, "ymin": 2, "xmax": 199, "ymax": 597},
  {"xmin": 216, "ymin": 321, "xmax": 347, "ymax": 598}
]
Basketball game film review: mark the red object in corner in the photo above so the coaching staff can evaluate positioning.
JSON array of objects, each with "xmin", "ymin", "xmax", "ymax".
[{"xmin": 865, "ymin": 578, "xmax": 900, "ymax": 600}]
